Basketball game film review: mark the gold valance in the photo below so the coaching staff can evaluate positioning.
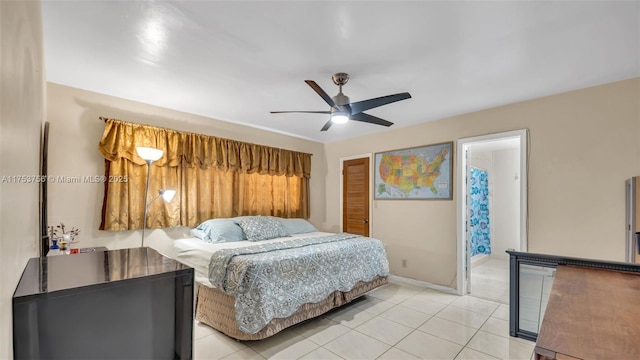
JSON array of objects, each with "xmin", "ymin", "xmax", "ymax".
[{"xmin": 98, "ymin": 118, "xmax": 311, "ymax": 178}]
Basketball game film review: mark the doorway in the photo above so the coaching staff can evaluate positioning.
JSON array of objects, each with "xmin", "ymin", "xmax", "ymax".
[
  {"xmin": 341, "ymin": 155, "xmax": 371, "ymax": 236},
  {"xmin": 456, "ymin": 130, "xmax": 528, "ymax": 302}
]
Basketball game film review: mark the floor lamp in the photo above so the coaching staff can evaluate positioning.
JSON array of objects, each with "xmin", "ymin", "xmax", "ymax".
[{"xmin": 137, "ymin": 146, "xmax": 176, "ymax": 247}]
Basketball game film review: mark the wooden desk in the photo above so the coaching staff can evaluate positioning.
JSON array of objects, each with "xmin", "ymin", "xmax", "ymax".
[{"xmin": 534, "ymin": 265, "xmax": 640, "ymax": 360}]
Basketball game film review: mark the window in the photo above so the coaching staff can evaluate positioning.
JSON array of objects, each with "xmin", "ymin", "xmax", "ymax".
[{"xmin": 98, "ymin": 119, "xmax": 310, "ymax": 230}]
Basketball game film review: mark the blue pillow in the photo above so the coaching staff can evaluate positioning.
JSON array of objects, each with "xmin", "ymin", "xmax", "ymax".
[
  {"xmin": 281, "ymin": 218, "xmax": 318, "ymax": 234},
  {"xmin": 237, "ymin": 216, "xmax": 289, "ymax": 241},
  {"xmin": 192, "ymin": 218, "xmax": 246, "ymax": 243}
]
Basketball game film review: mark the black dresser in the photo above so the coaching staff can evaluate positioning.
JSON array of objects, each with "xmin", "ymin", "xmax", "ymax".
[{"xmin": 13, "ymin": 247, "xmax": 194, "ymax": 360}]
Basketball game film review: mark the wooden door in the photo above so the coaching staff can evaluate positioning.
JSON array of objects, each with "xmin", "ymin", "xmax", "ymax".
[{"xmin": 342, "ymin": 158, "xmax": 370, "ymax": 236}]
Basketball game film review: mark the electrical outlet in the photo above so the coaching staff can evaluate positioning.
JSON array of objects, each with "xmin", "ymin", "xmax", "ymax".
[{"xmin": 401, "ymin": 259, "xmax": 407, "ymax": 268}]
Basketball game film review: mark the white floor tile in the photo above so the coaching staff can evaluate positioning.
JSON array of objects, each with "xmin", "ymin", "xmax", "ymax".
[
  {"xmin": 455, "ymin": 348, "xmax": 500, "ymax": 360},
  {"xmin": 414, "ymin": 289, "xmax": 460, "ymax": 305},
  {"xmin": 435, "ymin": 306, "xmax": 491, "ymax": 329},
  {"xmin": 195, "ymin": 331, "xmax": 247, "ymax": 360},
  {"xmin": 220, "ymin": 348, "xmax": 266, "ymax": 360},
  {"xmin": 324, "ymin": 330, "xmax": 391, "ymax": 359},
  {"xmin": 324, "ymin": 304, "xmax": 377, "ymax": 329},
  {"xmin": 450, "ymin": 297, "xmax": 500, "ymax": 315},
  {"xmin": 479, "ymin": 317, "xmax": 509, "ymax": 338},
  {"xmin": 418, "ymin": 317, "xmax": 478, "ymax": 345},
  {"xmin": 368, "ymin": 283, "xmax": 423, "ymax": 303},
  {"xmin": 376, "ymin": 347, "xmax": 421, "ymax": 360},
  {"xmin": 470, "ymin": 288, "xmax": 509, "ymax": 305},
  {"xmin": 298, "ymin": 347, "xmax": 344, "ymax": 360},
  {"xmin": 399, "ymin": 296, "xmax": 449, "ymax": 315},
  {"xmin": 247, "ymin": 332, "xmax": 319, "ymax": 360},
  {"xmin": 368, "ymin": 289, "xmax": 417, "ymax": 304},
  {"xmin": 470, "ymin": 259, "xmax": 510, "ymax": 304},
  {"xmin": 293, "ymin": 317, "xmax": 350, "ymax": 345},
  {"xmin": 497, "ymin": 290, "xmax": 510, "ymax": 304},
  {"xmin": 194, "ymin": 321, "xmax": 218, "ymax": 340},
  {"xmin": 466, "ymin": 331, "xmax": 534, "ymax": 360},
  {"xmin": 395, "ymin": 330, "xmax": 463, "ymax": 360},
  {"xmin": 386, "ymin": 280, "xmax": 427, "ymax": 293},
  {"xmin": 512, "ymin": 335, "xmax": 536, "ymax": 347},
  {"xmin": 491, "ymin": 304, "xmax": 510, "ymax": 321},
  {"xmin": 192, "ymin": 279, "xmax": 535, "ymax": 360},
  {"xmin": 351, "ymin": 296, "xmax": 396, "ymax": 315},
  {"xmin": 365, "ymin": 284, "xmax": 389, "ymax": 296},
  {"xmin": 355, "ymin": 316, "xmax": 413, "ymax": 345},
  {"xmin": 379, "ymin": 305, "xmax": 433, "ymax": 328}
]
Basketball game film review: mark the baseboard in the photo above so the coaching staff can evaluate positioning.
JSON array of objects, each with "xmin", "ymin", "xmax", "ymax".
[{"xmin": 388, "ymin": 275, "xmax": 458, "ymax": 295}]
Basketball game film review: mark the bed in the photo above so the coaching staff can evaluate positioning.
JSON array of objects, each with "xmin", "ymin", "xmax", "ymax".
[{"xmin": 173, "ymin": 217, "xmax": 389, "ymax": 340}]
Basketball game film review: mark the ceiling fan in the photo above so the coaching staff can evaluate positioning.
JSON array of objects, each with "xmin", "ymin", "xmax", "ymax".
[{"xmin": 271, "ymin": 73, "xmax": 412, "ymax": 131}]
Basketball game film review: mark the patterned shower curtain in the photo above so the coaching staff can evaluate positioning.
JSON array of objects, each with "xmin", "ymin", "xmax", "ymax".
[{"xmin": 470, "ymin": 167, "xmax": 491, "ymax": 256}]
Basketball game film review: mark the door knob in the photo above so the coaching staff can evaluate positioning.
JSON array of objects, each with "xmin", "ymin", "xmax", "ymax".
[{"xmin": 363, "ymin": 219, "xmax": 369, "ymax": 224}]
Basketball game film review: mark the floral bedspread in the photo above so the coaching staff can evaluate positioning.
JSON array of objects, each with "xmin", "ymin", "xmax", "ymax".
[{"xmin": 208, "ymin": 233, "xmax": 389, "ymax": 334}]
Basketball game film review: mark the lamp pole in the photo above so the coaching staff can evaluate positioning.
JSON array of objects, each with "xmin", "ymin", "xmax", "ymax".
[
  {"xmin": 136, "ymin": 147, "xmax": 169, "ymax": 248},
  {"xmin": 141, "ymin": 159, "xmax": 152, "ymax": 247}
]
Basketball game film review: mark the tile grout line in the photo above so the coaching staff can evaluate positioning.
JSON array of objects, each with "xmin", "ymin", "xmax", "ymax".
[
  {"xmin": 350, "ymin": 291, "xmax": 452, "ymax": 359},
  {"xmin": 372, "ymin": 292, "xmax": 465, "ymax": 359},
  {"xmin": 204, "ymin": 281, "xmax": 522, "ymax": 360},
  {"xmin": 451, "ymin": 304, "xmax": 501, "ymax": 360}
]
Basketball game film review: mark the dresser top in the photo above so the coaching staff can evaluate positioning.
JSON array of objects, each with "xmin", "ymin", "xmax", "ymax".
[
  {"xmin": 13, "ymin": 247, "xmax": 192, "ymax": 298},
  {"xmin": 535, "ymin": 265, "xmax": 640, "ymax": 359}
]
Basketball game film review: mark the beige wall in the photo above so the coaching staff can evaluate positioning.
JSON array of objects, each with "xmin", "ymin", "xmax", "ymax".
[
  {"xmin": 492, "ymin": 148, "xmax": 521, "ymax": 260},
  {"xmin": 325, "ymin": 78, "xmax": 640, "ymax": 288},
  {"xmin": 46, "ymin": 83, "xmax": 326, "ymax": 255},
  {"xmin": 0, "ymin": 1, "xmax": 45, "ymax": 357}
]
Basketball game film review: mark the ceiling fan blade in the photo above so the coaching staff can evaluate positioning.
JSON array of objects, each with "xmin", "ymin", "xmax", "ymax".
[
  {"xmin": 305, "ymin": 80, "xmax": 336, "ymax": 107},
  {"xmin": 349, "ymin": 92, "xmax": 411, "ymax": 114},
  {"xmin": 320, "ymin": 120, "xmax": 333, "ymax": 131},
  {"xmin": 350, "ymin": 112, "xmax": 394, "ymax": 127},
  {"xmin": 271, "ymin": 111, "xmax": 331, "ymax": 114}
]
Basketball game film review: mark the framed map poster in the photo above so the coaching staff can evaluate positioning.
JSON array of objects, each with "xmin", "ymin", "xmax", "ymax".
[{"xmin": 374, "ymin": 141, "xmax": 453, "ymax": 200}]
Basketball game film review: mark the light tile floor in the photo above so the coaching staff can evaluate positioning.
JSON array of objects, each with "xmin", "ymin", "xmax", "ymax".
[
  {"xmin": 194, "ymin": 280, "xmax": 534, "ymax": 360},
  {"xmin": 470, "ymin": 258, "xmax": 510, "ymax": 304}
]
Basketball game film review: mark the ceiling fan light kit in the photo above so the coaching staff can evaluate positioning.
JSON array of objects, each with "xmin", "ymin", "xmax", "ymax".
[
  {"xmin": 271, "ymin": 72, "xmax": 411, "ymax": 131},
  {"xmin": 330, "ymin": 110, "xmax": 349, "ymax": 124}
]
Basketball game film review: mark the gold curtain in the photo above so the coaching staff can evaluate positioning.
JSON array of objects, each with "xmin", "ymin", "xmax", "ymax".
[{"xmin": 98, "ymin": 119, "xmax": 311, "ymax": 231}]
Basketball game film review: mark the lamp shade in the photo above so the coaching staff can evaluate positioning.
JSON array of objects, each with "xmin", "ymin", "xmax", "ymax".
[
  {"xmin": 160, "ymin": 189, "xmax": 176, "ymax": 202},
  {"xmin": 136, "ymin": 147, "xmax": 164, "ymax": 161}
]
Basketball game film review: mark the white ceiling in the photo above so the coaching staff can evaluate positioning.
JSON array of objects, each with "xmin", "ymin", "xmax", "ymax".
[{"xmin": 41, "ymin": 1, "xmax": 639, "ymax": 143}]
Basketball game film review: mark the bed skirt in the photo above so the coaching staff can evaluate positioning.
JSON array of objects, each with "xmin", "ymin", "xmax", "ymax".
[{"xmin": 195, "ymin": 276, "xmax": 388, "ymax": 341}]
